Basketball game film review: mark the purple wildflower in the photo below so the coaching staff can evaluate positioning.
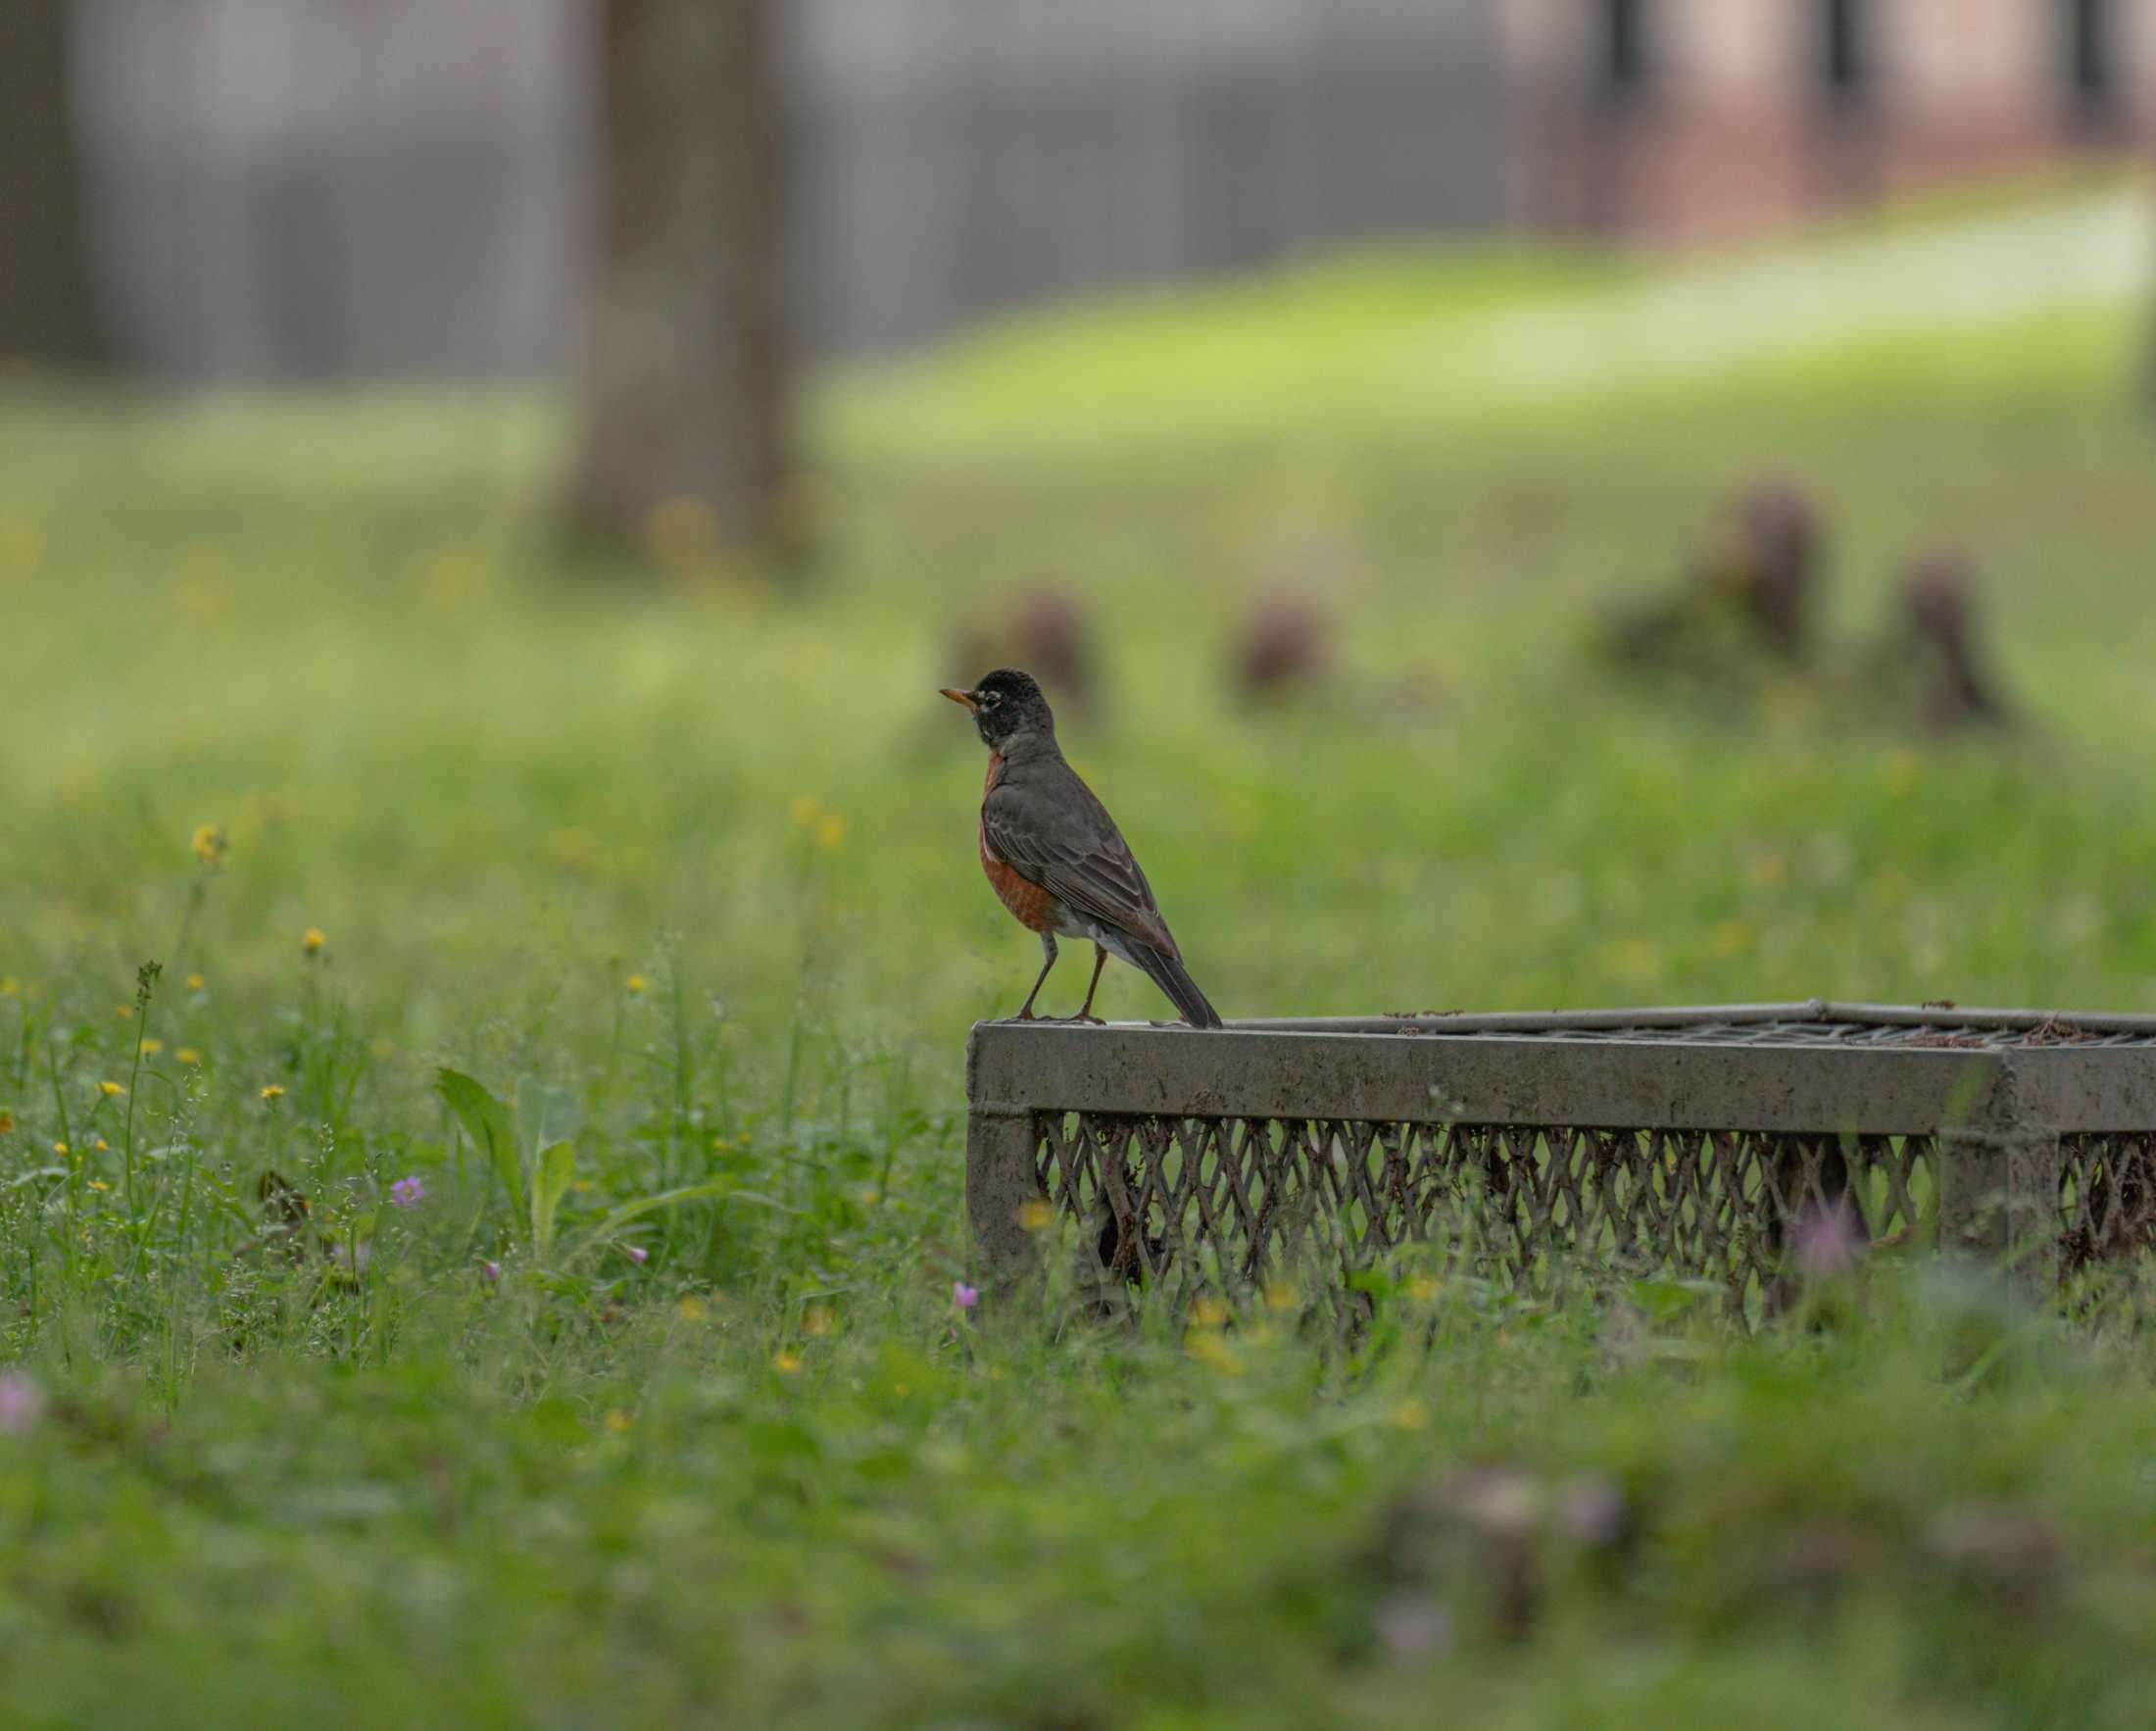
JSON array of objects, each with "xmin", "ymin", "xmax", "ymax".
[
  {"xmin": 624, "ymin": 1244, "xmax": 648, "ymax": 1265},
  {"xmin": 953, "ymin": 1281, "xmax": 979, "ymax": 1311},
  {"xmin": 0, "ymin": 1368, "xmax": 45, "ymax": 1435},
  {"xmin": 480, "ymin": 1261, "xmax": 501, "ymax": 1283},
  {"xmin": 1792, "ymin": 1200, "xmax": 1866, "ymax": 1278},
  {"xmin": 388, "ymin": 1174, "xmax": 425, "ymax": 1210}
]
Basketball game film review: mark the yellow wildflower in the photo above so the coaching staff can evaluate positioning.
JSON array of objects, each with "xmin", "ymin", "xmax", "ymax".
[
  {"xmin": 1187, "ymin": 1331, "xmax": 1246, "ymax": 1376},
  {"xmin": 624, "ymin": 974, "xmax": 647, "ymax": 995},
  {"xmin": 813, "ymin": 812, "xmax": 848, "ymax": 852},
  {"xmin": 53, "ymin": 1141, "xmax": 68, "ymax": 1156},
  {"xmin": 773, "ymin": 1351, "xmax": 802, "ymax": 1375},
  {"xmin": 302, "ymin": 928, "xmax": 326, "ymax": 957},
  {"xmin": 114, "ymin": 1005, "xmax": 133, "ymax": 1019},
  {"xmin": 87, "ymin": 1178, "xmax": 110, "ymax": 1192},
  {"xmin": 1598, "ymin": 935, "xmax": 1663, "ymax": 982},
  {"xmin": 92, "ymin": 1138, "xmax": 108, "ymax": 1153},
  {"xmin": 1017, "ymin": 1199, "xmax": 1054, "ymax": 1232},
  {"xmin": 0, "ymin": 977, "xmax": 18, "ymax": 997},
  {"xmin": 603, "ymin": 1409, "xmax": 635, "ymax": 1434},
  {"xmin": 1188, "ymin": 1296, "xmax": 1230, "ymax": 1328},
  {"xmin": 675, "ymin": 1295, "xmax": 708, "ymax": 1322},
  {"xmin": 184, "ymin": 973, "xmax": 205, "ymax": 992},
  {"xmin": 176, "ymin": 1048, "xmax": 203, "ymax": 1065},
  {"xmin": 1708, "ymin": 918, "xmax": 1754, "ymax": 961},
  {"xmin": 140, "ymin": 1039, "xmax": 163, "ymax": 1055},
  {"xmin": 260, "ymin": 1084, "xmax": 285, "ymax": 1103},
  {"xmin": 99, "ymin": 1080, "xmax": 124, "ymax": 1098},
  {"xmin": 191, "ymin": 822, "xmax": 228, "ymax": 868}
]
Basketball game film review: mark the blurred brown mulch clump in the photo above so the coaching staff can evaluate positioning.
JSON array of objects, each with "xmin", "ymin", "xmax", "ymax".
[
  {"xmin": 1598, "ymin": 479, "xmax": 2021, "ymax": 737},
  {"xmin": 946, "ymin": 584, "xmax": 1098, "ymax": 717},
  {"xmin": 1890, "ymin": 546, "xmax": 2014, "ymax": 733},
  {"xmin": 1603, "ymin": 478, "xmax": 1823, "ymax": 674},
  {"xmin": 1233, "ymin": 584, "xmax": 1333, "ymax": 707},
  {"xmin": 1230, "ymin": 577, "xmax": 1444, "ymax": 720}
]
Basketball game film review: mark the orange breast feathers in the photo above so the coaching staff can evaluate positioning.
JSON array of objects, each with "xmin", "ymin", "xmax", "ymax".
[{"xmin": 978, "ymin": 753, "xmax": 1058, "ymax": 933}]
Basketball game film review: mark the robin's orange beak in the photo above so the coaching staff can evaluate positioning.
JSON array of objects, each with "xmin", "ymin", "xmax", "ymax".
[{"xmin": 939, "ymin": 687, "xmax": 977, "ymax": 711}]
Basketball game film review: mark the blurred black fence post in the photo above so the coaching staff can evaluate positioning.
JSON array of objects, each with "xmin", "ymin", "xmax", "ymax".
[
  {"xmin": 566, "ymin": 0, "xmax": 795, "ymax": 567},
  {"xmin": 0, "ymin": 0, "xmax": 103, "ymax": 369}
]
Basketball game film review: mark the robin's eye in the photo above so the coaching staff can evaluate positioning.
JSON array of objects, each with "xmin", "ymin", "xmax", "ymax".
[{"xmin": 981, "ymin": 692, "xmax": 1000, "ymax": 707}]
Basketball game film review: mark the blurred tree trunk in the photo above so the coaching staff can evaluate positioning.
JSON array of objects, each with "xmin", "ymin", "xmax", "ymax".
[
  {"xmin": 0, "ymin": 0, "xmax": 103, "ymax": 368},
  {"xmin": 566, "ymin": 0, "xmax": 794, "ymax": 566},
  {"xmin": 2138, "ymin": 184, "xmax": 2156, "ymax": 414}
]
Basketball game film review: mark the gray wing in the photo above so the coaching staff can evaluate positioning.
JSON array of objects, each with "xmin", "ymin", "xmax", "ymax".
[{"xmin": 982, "ymin": 761, "xmax": 1180, "ymax": 957}]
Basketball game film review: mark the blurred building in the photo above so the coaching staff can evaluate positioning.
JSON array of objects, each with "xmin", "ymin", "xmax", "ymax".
[
  {"xmin": 70, "ymin": 0, "xmax": 1501, "ymax": 380},
  {"xmin": 1510, "ymin": 0, "xmax": 2156, "ymax": 241},
  {"xmin": 62, "ymin": 0, "xmax": 2156, "ymax": 382}
]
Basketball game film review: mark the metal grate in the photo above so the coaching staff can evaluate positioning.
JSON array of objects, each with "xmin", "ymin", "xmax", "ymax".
[
  {"xmin": 1231, "ymin": 1002, "xmax": 2156, "ymax": 1049},
  {"xmin": 964, "ymin": 1005, "xmax": 2156, "ymax": 1311},
  {"xmin": 1037, "ymin": 1113, "xmax": 1939, "ymax": 1309},
  {"xmin": 2059, "ymin": 1135, "xmax": 2156, "ymax": 1274}
]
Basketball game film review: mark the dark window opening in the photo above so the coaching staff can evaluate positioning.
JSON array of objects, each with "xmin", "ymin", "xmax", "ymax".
[
  {"xmin": 2070, "ymin": 0, "xmax": 2112, "ymax": 101},
  {"xmin": 1606, "ymin": 0, "xmax": 1647, "ymax": 91},
  {"xmin": 1824, "ymin": 0, "xmax": 1865, "ymax": 94}
]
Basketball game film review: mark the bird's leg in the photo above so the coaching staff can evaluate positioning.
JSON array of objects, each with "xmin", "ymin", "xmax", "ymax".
[
  {"xmin": 1070, "ymin": 944, "xmax": 1109, "ymax": 1026},
  {"xmin": 1013, "ymin": 933, "xmax": 1057, "ymax": 1020}
]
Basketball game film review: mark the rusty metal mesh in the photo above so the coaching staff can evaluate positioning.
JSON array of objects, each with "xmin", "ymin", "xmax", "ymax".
[
  {"xmin": 1037, "ymin": 1112, "xmax": 1939, "ymax": 1304},
  {"xmin": 1446, "ymin": 1018, "xmax": 2156, "ymax": 1051},
  {"xmin": 1452, "ymin": 1019, "xmax": 2156, "ymax": 1050},
  {"xmin": 1035, "ymin": 1113, "xmax": 2156, "ymax": 1303},
  {"xmin": 1268, "ymin": 1007, "xmax": 2156, "ymax": 1049},
  {"xmin": 2059, "ymin": 1135, "xmax": 2156, "ymax": 1275}
]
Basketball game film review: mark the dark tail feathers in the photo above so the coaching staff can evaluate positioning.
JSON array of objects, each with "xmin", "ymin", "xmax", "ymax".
[{"xmin": 1128, "ymin": 942, "xmax": 1224, "ymax": 1029}]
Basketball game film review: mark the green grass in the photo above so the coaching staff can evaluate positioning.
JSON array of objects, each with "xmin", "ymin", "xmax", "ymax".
[{"xmin": 4, "ymin": 184, "xmax": 2156, "ymax": 1725}]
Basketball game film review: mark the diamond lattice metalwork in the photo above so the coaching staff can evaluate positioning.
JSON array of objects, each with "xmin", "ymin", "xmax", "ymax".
[
  {"xmin": 967, "ymin": 1004, "xmax": 2156, "ymax": 1313},
  {"xmin": 1036, "ymin": 1111, "xmax": 1938, "ymax": 1307}
]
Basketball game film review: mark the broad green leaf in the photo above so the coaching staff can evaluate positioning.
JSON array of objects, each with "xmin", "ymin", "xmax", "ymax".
[
  {"xmin": 436, "ymin": 1067, "xmax": 523, "ymax": 1233},
  {"xmin": 529, "ymin": 1140, "xmax": 575, "ymax": 1254}
]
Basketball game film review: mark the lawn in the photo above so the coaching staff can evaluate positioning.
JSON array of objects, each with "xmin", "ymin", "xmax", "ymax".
[{"xmin": 3, "ymin": 182, "xmax": 2156, "ymax": 1726}]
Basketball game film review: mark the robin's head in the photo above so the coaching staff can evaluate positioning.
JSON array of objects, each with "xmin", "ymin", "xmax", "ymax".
[{"xmin": 940, "ymin": 668, "xmax": 1054, "ymax": 751}]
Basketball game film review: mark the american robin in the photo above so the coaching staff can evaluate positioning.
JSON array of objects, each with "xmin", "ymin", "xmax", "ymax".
[{"xmin": 941, "ymin": 668, "xmax": 1223, "ymax": 1028}]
